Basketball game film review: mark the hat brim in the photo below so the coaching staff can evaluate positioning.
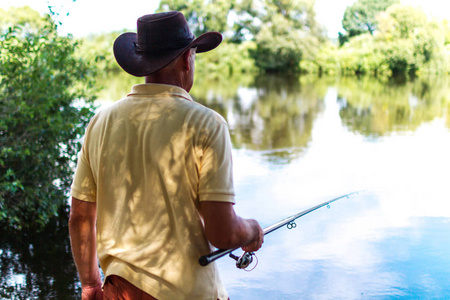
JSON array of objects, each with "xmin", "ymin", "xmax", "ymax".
[{"xmin": 113, "ymin": 31, "xmax": 222, "ymax": 77}]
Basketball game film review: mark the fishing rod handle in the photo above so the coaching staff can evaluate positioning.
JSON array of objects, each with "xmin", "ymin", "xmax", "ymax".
[{"xmin": 199, "ymin": 247, "xmax": 237, "ymax": 266}]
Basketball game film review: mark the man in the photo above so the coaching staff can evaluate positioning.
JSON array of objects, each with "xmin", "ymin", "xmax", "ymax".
[{"xmin": 69, "ymin": 11, "xmax": 264, "ymax": 300}]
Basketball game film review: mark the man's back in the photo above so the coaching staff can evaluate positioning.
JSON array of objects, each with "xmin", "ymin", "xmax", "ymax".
[
  {"xmin": 69, "ymin": 12, "xmax": 263, "ymax": 300},
  {"xmin": 71, "ymin": 84, "xmax": 233, "ymax": 299}
]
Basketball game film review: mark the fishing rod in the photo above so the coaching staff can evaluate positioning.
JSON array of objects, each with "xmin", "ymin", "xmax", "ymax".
[{"xmin": 199, "ymin": 191, "xmax": 361, "ymax": 269}]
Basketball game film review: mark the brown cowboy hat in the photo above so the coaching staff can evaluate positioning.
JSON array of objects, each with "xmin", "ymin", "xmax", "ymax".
[{"xmin": 113, "ymin": 11, "xmax": 222, "ymax": 77}]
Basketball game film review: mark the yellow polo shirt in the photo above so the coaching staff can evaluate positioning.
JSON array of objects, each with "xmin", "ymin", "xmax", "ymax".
[{"xmin": 71, "ymin": 84, "xmax": 234, "ymax": 300}]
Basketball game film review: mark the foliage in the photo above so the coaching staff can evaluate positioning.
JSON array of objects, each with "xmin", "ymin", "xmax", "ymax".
[
  {"xmin": 76, "ymin": 31, "xmax": 125, "ymax": 73},
  {"xmin": 158, "ymin": 0, "xmax": 232, "ymax": 36},
  {"xmin": 0, "ymin": 6, "xmax": 48, "ymax": 34},
  {"xmin": 156, "ymin": 0, "xmax": 449, "ymax": 76},
  {"xmin": 375, "ymin": 5, "xmax": 448, "ymax": 76},
  {"xmin": 300, "ymin": 41, "xmax": 338, "ymax": 74},
  {"xmin": 251, "ymin": 0, "xmax": 325, "ymax": 72},
  {"xmin": 229, "ymin": 0, "xmax": 262, "ymax": 43},
  {"xmin": 196, "ymin": 40, "xmax": 257, "ymax": 76},
  {"xmin": 340, "ymin": 0, "xmax": 399, "ymax": 43},
  {"xmin": 338, "ymin": 34, "xmax": 389, "ymax": 75},
  {"xmin": 250, "ymin": 14, "xmax": 304, "ymax": 72},
  {"xmin": 0, "ymin": 15, "xmax": 97, "ymax": 232},
  {"xmin": 157, "ymin": 1, "xmax": 450, "ymax": 76},
  {"xmin": 315, "ymin": 4, "xmax": 450, "ymax": 77}
]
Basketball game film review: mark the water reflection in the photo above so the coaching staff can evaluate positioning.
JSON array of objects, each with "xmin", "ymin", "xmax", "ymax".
[
  {"xmin": 218, "ymin": 77, "xmax": 450, "ymax": 299},
  {"xmin": 0, "ymin": 217, "xmax": 80, "ymax": 299},
  {"xmin": 98, "ymin": 73, "xmax": 450, "ymax": 143},
  {"xmin": 337, "ymin": 76, "xmax": 450, "ymax": 137},
  {"xmin": 3, "ymin": 73, "xmax": 449, "ymax": 298},
  {"xmin": 192, "ymin": 74, "xmax": 331, "ymax": 164}
]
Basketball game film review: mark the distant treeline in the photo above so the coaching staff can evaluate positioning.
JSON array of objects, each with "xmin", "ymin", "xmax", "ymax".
[
  {"xmin": 76, "ymin": 0, "xmax": 450, "ymax": 77},
  {"xmin": 2, "ymin": 1, "xmax": 448, "ymax": 77}
]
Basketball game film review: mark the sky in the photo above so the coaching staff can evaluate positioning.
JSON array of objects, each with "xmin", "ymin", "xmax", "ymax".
[{"xmin": 0, "ymin": 0, "xmax": 449, "ymax": 38}]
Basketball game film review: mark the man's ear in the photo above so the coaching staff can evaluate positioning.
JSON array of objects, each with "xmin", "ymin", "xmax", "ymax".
[{"xmin": 181, "ymin": 49, "xmax": 192, "ymax": 71}]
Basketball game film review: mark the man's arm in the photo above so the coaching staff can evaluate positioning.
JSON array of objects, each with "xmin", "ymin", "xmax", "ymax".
[
  {"xmin": 69, "ymin": 197, "xmax": 103, "ymax": 300},
  {"xmin": 199, "ymin": 201, "xmax": 264, "ymax": 252}
]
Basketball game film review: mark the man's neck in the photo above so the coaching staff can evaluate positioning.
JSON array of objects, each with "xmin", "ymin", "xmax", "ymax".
[{"xmin": 144, "ymin": 74, "xmax": 190, "ymax": 92}]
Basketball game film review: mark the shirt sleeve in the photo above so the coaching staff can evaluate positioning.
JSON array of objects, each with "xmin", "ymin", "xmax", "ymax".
[
  {"xmin": 198, "ymin": 119, "xmax": 235, "ymax": 203},
  {"xmin": 71, "ymin": 146, "xmax": 97, "ymax": 202}
]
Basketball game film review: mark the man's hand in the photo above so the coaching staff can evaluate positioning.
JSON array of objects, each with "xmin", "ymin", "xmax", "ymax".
[
  {"xmin": 241, "ymin": 219, "xmax": 264, "ymax": 252},
  {"xmin": 82, "ymin": 283, "xmax": 103, "ymax": 300}
]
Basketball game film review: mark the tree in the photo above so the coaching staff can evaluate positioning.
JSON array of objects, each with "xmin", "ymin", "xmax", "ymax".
[
  {"xmin": 325, "ymin": 4, "xmax": 450, "ymax": 76},
  {"xmin": 0, "ymin": 13, "xmax": 97, "ymax": 232},
  {"xmin": 376, "ymin": 4, "xmax": 446, "ymax": 75},
  {"xmin": 229, "ymin": 0, "xmax": 262, "ymax": 43},
  {"xmin": 158, "ymin": 0, "xmax": 232, "ymax": 36},
  {"xmin": 250, "ymin": 0, "xmax": 325, "ymax": 73},
  {"xmin": 340, "ymin": 0, "xmax": 399, "ymax": 44},
  {"xmin": 377, "ymin": 3, "xmax": 427, "ymax": 39},
  {"xmin": 251, "ymin": 13, "xmax": 305, "ymax": 72},
  {"xmin": 77, "ymin": 31, "xmax": 126, "ymax": 73},
  {"xmin": 0, "ymin": 6, "xmax": 47, "ymax": 34}
]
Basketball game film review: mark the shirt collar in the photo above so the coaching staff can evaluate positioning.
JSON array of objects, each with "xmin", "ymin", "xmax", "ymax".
[{"xmin": 127, "ymin": 83, "xmax": 193, "ymax": 102}]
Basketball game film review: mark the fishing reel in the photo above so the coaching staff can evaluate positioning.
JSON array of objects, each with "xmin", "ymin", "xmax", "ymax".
[{"xmin": 229, "ymin": 252, "xmax": 257, "ymax": 270}]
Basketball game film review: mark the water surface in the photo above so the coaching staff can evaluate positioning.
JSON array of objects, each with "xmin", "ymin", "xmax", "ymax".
[
  {"xmin": 210, "ymin": 76, "xmax": 450, "ymax": 299},
  {"xmin": 1, "ymin": 74, "xmax": 449, "ymax": 299}
]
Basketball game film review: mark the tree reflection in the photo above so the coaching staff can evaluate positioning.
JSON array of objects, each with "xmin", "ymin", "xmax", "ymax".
[
  {"xmin": 0, "ymin": 213, "xmax": 81, "ymax": 299},
  {"xmin": 192, "ymin": 74, "xmax": 328, "ymax": 162},
  {"xmin": 97, "ymin": 72, "xmax": 449, "ymax": 153},
  {"xmin": 337, "ymin": 76, "xmax": 450, "ymax": 137}
]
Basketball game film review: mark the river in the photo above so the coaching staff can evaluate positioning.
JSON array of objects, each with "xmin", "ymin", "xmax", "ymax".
[{"xmin": 1, "ymin": 74, "xmax": 449, "ymax": 299}]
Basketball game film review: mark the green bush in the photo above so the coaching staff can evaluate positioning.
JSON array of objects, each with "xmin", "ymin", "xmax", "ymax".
[
  {"xmin": 0, "ymin": 16, "xmax": 97, "ymax": 232},
  {"xmin": 310, "ymin": 43, "xmax": 340, "ymax": 75},
  {"xmin": 314, "ymin": 4, "xmax": 450, "ymax": 77},
  {"xmin": 196, "ymin": 40, "xmax": 257, "ymax": 77},
  {"xmin": 76, "ymin": 31, "xmax": 125, "ymax": 73},
  {"xmin": 250, "ymin": 14, "xmax": 303, "ymax": 73}
]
